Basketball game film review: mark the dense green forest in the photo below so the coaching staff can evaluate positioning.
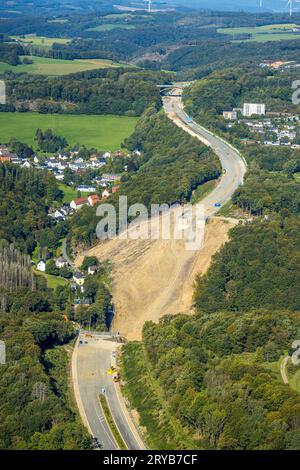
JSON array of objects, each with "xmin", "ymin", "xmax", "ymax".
[
  {"xmin": 166, "ymin": 40, "xmax": 300, "ymax": 77},
  {"xmin": 242, "ymin": 146, "xmax": 300, "ymax": 174},
  {"xmin": 68, "ymin": 106, "xmax": 221, "ymax": 250},
  {"xmin": 0, "ymin": 43, "xmax": 24, "ymax": 65},
  {"xmin": 0, "ymin": 164, "xmax": 63, "ymax": 253},
  {"xmin": 5, "ymin": 68, "xmax": 163, "ymax": 116},
  {"xmin": 122, "ymin": 310, "xmax": 300, "ymax": 450},
  {"xmin": 194, "ymin": 216, "xmax": 300, "ymax": 313},
  {"xmin": 232, "ymin": 168, "xmax": 300, "ymax": 216},
  {"xmin": 0, "ymin": 287, "xmax": 91, "ymax": 449}
]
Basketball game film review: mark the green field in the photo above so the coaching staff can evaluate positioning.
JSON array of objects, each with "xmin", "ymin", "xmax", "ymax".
[
  {"xmin": 12, "ymin": 34, "xmax": 70, "ymax": 48},
  {"xmin": 88, "ymin": 23, "xmax": 135, "ymax": 32},
  {"xmin": 59, "ymin": 184, "xmax": 94, "ymax": 203},
  {"xmin": 218, "ymin": 23, "xmax": 300, "ymax": 42},
  {"xmin": 0, "ymin": 55, "xmax": 124, "ymax": 75},
  {"xmin": 35, "ymin": 270, "xmax": 68, "ymax": 289},
  {"xmin": 0, "ymin": 112, "xmax": 138, "ymax": 150}
]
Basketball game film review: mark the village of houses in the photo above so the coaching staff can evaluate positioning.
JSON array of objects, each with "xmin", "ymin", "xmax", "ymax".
[{"xmin": 223, "ymin": 102, "xmax": 300, "ymax": 148}]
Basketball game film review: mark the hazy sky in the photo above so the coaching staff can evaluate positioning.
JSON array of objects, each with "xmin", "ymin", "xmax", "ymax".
[{"xmin": 166, "ymin": 0, "xmax": 288, "ymax": 12}]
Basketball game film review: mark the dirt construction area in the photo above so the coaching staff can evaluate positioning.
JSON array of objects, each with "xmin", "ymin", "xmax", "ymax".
[{"xmin": 76, "ymin": 218, "xmax": 233, "ymax": 341}]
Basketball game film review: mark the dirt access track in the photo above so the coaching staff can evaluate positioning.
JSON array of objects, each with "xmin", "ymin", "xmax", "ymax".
[{"xmin": 76, "ymin": 93, "xmax": 246, "ymax": 340}]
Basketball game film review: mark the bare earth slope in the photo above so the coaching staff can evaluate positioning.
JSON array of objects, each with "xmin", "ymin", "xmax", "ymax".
[{"xmin": 82, "ymin": 218, "xmax": 233, "ymax": 340}]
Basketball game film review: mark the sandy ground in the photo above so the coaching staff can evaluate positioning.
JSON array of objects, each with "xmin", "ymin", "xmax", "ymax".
[{"xmin": 77, "ymin": 218, "xmax": 233, "ymax": 340}]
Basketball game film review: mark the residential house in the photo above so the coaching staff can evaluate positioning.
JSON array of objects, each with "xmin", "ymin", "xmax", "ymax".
[
  {"xmin": 73, "ymin": 271, "xmax": 85, "ymax": 286},
  {"xmin": 55, "ymin": 257, "xmax": 69, "ymax": 269},
  {"xmin": 88, "ymin": 194, "xmax": 100, "ymax": 206},
  {"xmin": 101, "ymin": 174, "xmax": 121, "ymax": 182},
  {"xmin": 102, "ymin": 152, "xmax": 111, "ymax": 159},
  {"xmin": 102, "ymin": 188, "xmax": 111, "ymax": 199},
  {"xmin": 76, "ymin": 185, "xmax": 96, "ymax": 192},
  {"xmin": 37, "ymin": 259, "xmax": 46, "ymax": 272},
  {"xmin": 70, "ymin": 197, "xmax": 88, "ymax": 210},
  {"xmin": 50, "ymin": 208, "xmax": 67, "ymax": 221},
  {"xmin": 88, "ymin": 265, "xmax": 98, "ymax": 275},
  {"xmin": 0, "ymin": 155, "xmax": 12, "ymax": 163},
  {"xmin": 223, "ymin": 111, "xmax": 237, "ymax": 120},
  {"xmin": 112, "ymin": 186, "xmax": 120, "ymax": 194}
]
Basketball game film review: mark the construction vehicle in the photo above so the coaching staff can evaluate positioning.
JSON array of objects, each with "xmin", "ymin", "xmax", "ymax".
[
  {"xmin": 107, "ymin": 366, "xmax": 117, "ymax": 375},
  {"xmin": 113, "ymin": 372, "xmax": 120, "ymax": 383}
]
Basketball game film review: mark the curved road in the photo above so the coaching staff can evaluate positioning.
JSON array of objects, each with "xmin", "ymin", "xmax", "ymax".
[
  {"xmin": 163, "ymin": 94, "xmax": 246, "ymax": 218},
  {"xmin": 72, "ymin": 91, "xmax": 246, "ymax": 451}
]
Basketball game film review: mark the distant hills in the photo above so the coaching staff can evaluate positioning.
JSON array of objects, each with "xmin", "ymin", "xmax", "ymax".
[{"xmin": 163, "ymin": 0, "xmax": 292, "ymax": 13}]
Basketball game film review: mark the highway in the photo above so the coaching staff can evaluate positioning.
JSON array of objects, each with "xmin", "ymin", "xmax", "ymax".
[
  {"xmin": 72, "ymin": 330, "xmax": 145, "ymax": 450},
  {"xmin": 163, "ymin": 94, "xmax": 247, "ymax": 218}
]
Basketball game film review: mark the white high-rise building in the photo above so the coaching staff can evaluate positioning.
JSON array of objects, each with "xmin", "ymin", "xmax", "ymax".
[{"xmin": 243, "ymin": 103, "xmax": 266, "ymax": 117}]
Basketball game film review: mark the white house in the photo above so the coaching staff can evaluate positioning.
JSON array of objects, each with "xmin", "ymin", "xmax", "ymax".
[
  {"xmin": 37, "ymin": 259, "xmax": 46, "ymax": 272},
  {"xmin": 88, "ymin": 265, "xmax": 98, "ymax": 275},
  {"xmin": 52, "ymin": 209, "xmax": 67, "ymax": 220},
  {"xmin": 76, "ymin": 185, "xmax": 96, "ymax": 192}
]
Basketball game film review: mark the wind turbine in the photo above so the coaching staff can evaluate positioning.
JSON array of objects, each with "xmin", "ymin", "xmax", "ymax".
[
  {"xmin": 260, "ymin": 0, "xmax": 263, "ymax": 7},
  {"xmin": 146, "ymin": 0, "xmax": 152, "ymax": 13},
  {"xmin": 287, "ymin": 0, "xmax": 300, "ymax": 16}
]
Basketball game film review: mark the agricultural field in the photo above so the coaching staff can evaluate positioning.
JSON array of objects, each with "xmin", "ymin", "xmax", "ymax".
[
  {"xmin": 12, "ymin": 34, "xmax": 70, "ymax": 48},
  {"xmin": 88, "ymin": 24, "xmax": 135, "ymax": 32},
  {"xmin": 218, "ymin": 23, "xmax": 300, "ymax": 42},
  {"xmin": 0, "ymin": 112, "xmax": 138, "ymax": 150},
  {"xmin": 0, "ymin": 55, "xmax": 125, "ymax": 75}
]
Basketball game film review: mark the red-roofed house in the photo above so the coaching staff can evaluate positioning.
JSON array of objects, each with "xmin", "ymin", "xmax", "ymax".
[
  {"xmin": 101, "ymin": 188, "xmax": 111, "ymax": 200},
  {"xmin": 0, "ymin": 155, "xmax": 12, "ymax": 163},
  {"xmin": 88, "ymin": 194, "xmax": 100, "ymax": 207},
  {"xmin": 70, "ymin": 197, "xmax": 88, "ymax": 210}
]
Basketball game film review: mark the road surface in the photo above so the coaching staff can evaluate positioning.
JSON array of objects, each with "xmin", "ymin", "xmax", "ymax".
[
  {"xmin": 280, "ymin": 356, "xmax": 290, "ymax": 384},
  {"xmin": 61, "ymin": 238, "xmax": 75, "ymax": 268},
  {"xmin": 72, "ymin": 330, "xmax": 145, "ymax": 450},
  {"xmin": 163, "ymin": 94, "xmax": 247, "ymax": 218}
]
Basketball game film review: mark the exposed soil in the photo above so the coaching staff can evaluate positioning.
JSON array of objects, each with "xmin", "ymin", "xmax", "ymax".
[{"xmin": 77, "ymin": 218, "xmax": 233, "ymax": 340}]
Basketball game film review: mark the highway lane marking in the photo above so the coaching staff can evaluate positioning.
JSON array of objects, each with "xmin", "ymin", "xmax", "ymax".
[{"xmin": 91, "ymin": 392, "xmax": 118, "ymax": 449}]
